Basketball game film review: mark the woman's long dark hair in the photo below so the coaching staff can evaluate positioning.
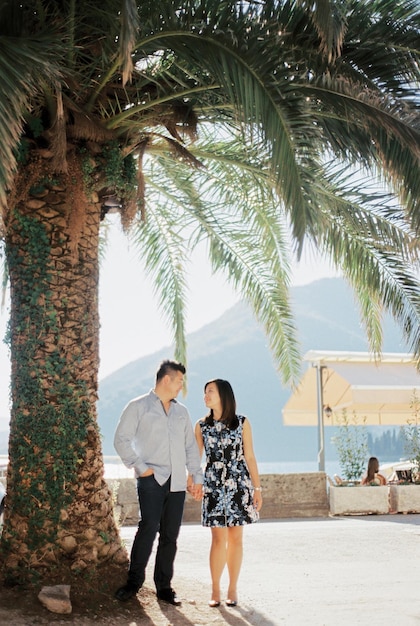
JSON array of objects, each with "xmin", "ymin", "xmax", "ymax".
[
  {"xmin": 204, "ymin": 379, "xmax": 239, "ymax": 430},
  {"xmin": 366, "ymin": 456, "xmax": 380, "ymax": 482}
]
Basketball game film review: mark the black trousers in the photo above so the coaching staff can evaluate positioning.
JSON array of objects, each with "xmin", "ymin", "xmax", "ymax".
[{"xmin": 127, "ymin": 475, "xmax": 185, "ymax": 591}]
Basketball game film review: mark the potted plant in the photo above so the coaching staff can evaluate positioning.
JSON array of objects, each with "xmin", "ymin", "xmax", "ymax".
[
  {"xmin": 333, "ymin": 410, "xmax": 368, "ymax": 483},
  {"xmin": 329, "ymin": 411, "xmax": 389, "ymax": 515}
]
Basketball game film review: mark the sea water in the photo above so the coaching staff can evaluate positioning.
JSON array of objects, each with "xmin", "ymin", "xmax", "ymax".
[
  {"xmin": 0, "ymin": 455, "xmax": 342, "ymax": 480},
  {"xmin": 103, "ymin": 457, "xmax": 342, "ymax": 479}
]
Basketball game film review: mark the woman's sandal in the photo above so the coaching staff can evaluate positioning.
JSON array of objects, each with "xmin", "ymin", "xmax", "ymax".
[
  {"xmin": 208, "ymin": 600, "xmax": 221, "ymax": 607},
  {"xmin": 226, "ymin": 599, "xmax": 238, "ymax": 607}
]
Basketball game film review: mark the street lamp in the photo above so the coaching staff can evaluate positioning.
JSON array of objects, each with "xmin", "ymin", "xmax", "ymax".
[
  {"xmin": 314, "ymin": 366, "xmax": 334, "ymax": 471},
  {"xmin": 324, "ymin": 405, "xmax": 332, "ymax": 419}
]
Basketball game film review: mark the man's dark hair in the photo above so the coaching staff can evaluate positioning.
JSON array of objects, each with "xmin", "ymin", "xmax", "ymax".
[{"xmin": 156, "ymin": 359, "xmax": 186, "ymax": 382}]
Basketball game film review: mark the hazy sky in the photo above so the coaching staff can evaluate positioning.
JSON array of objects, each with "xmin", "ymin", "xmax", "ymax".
[{"xmin": 0, "ymin": 218, "xmax": 338, "ymax": 426}]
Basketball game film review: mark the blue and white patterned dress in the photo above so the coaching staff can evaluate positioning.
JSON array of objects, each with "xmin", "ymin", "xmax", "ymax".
[{"xmin": 200, "ymin": 415, "xmax": 259, "ymax": 527}]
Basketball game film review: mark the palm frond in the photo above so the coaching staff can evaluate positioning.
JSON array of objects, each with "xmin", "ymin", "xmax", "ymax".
[
  {"xmin": 0, "ymin": 33, "xmax": 64, "ymax": 204},
  {"xmin": 306, "ymin": 163, "xmax": 420, "ymax": 357},
  {"xmin": 129, "ymin": 190, "xmax": 189, "ymax": 367},
  {"xmin": 136, "ymin": 133, "xmax": 302, "ymax": 383},
  {"xmin": 296, "ymin": 0, "xmax": 348, "ymax": 61},
  {"xmin": 119, "ymin": 0, "xmax": 141, "ymax": 86}
]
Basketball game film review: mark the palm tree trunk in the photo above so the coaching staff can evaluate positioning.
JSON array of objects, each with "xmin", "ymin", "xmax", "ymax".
[{"xmin": 0, "ymin": 163, "xmax": 127, "ymax": 582}]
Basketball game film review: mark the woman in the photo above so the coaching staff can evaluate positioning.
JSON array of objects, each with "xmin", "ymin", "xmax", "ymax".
[
  {"xmin": 193, "ymin": 378, "xmax": 263, "ymax": 608},
  {"xmin": 361, "ymin": 457, "xmax": 387, "ymax": 486}
]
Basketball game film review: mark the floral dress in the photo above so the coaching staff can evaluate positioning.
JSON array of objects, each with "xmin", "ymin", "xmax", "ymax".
[{"xmin": 200, "ymin": 415, "xmax": 259, "ymax": 527}]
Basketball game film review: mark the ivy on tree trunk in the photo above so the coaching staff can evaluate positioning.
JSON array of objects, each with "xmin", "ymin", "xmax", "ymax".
[{"xmin": 1, "ymin": 162, "xmax": 127, "ymax": 583}]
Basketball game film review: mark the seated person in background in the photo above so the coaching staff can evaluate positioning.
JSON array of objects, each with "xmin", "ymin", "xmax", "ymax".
[{"xmin": 361, "ymin": 457, "xmax": 387, "ymax": 486}]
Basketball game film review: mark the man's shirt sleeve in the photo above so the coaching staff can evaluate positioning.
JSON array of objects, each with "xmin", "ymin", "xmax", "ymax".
[{"xmin": 114, "ymin": 398, "xmax": 149, "ymax": 476}]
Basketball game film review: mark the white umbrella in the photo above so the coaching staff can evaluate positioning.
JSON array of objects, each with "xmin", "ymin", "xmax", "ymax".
[
  {"xmin": 282, "ymin": 350, "xmax": 420, "ymax": 471},
  {"xmin": 283, "ymin": 350, "xmax": 420, "ymax": 426}
]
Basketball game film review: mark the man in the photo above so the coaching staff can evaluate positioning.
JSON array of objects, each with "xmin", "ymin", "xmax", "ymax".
[{"xmin": 114, "ymin": 359, "xmax": 203, "ymax": 605}]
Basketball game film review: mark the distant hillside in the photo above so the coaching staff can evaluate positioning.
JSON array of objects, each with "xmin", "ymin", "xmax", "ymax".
[{"xmin": 97, "ymin": 277, "xmax": 408, "ymax": 461}]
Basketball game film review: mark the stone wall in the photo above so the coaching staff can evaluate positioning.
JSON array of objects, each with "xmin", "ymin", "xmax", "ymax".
[
  {"xmin": 107, "ymin": 478, "xmax": 139, "ymax": 526},
  {"xmin": 108, "ymin": 472, "xmax": 330, "ymax": 525}
]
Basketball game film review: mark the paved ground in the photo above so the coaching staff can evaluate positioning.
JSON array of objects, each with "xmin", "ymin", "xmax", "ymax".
[{"xmin": 121, "ymin": 513, "xmax": 420, "ymax": 626}]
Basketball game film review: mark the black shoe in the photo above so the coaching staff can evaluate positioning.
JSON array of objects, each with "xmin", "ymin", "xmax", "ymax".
[
  {"xmin": 157, "ymin": 588, "xmax": 181, "ymax": 606},
  {"xmin": 114, "ymin": 583, "xmax": 139, "ymax": 602}
]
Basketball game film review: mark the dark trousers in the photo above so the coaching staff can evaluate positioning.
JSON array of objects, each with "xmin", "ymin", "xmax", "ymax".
[{"xmin": 127, "ymin": 475, "xmax": 185, "ymax": 591}]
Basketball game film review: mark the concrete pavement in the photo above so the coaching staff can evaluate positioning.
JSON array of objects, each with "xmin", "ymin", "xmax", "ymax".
[{"xmin": 121, "ymin": 514, "xmax": 420, "ymax": 625}]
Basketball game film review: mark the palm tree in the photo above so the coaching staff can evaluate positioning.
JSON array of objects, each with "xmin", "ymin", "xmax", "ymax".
[{"xmin": 0, "ymin": 0, "xmax": 419, "ymax": 589}]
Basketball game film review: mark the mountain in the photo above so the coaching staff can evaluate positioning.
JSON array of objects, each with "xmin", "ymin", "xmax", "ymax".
[{"xmin": 97, "ymin": 277, "xmax": 408, "ymax": 461}]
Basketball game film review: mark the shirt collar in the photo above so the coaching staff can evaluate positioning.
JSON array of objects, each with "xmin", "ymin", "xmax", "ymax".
[{"xmin": 150, "ymin": 388, "xmax": 178, "ymax": 404}]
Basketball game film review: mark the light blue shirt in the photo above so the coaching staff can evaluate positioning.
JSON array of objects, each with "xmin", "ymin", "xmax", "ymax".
[{"xmin": 114, "ymin": 389, "xmax": 203, "ymax": 491}]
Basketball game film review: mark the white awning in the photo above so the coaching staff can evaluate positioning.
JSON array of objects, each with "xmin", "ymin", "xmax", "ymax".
[{"xmin": 283, "ymin": 350, "xmax": 420, "ymax": 426}]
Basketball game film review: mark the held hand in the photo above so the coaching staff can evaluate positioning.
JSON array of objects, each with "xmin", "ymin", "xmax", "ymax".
[{"xmin": 190, "ymin": 483, "xmax": 203, "ymax": 501}]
